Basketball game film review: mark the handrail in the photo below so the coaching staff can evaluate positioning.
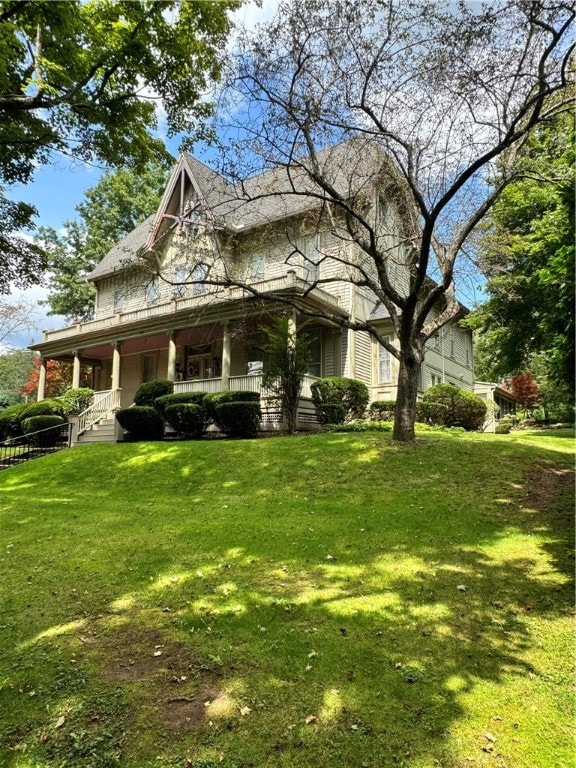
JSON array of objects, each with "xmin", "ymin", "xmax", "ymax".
[{"xmin": 77, "ymin": 389, "xmax": 121, "ymax": 436}]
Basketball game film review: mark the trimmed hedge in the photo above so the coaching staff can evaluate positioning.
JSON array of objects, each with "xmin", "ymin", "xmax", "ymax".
[
  {"xmin": 165, "ymin": 403, "xmax": 206, "ymax": 439},
  {"xmin": 316, "ymin": 402, "xmax": 347, "ymax": 426},
  {"xmin": 369, "ymin": 400, "xmax": 396, "ymax": 420},
  {"xmin": 205, "ymin": 391, "xmax": 260, "ymax": 427},
  {"xmin": 133, "ymin": 379, "xmax": 174, "ymax": 407},
  {"xmin": 311, "ymin": 377, "xmax": 369, "ymax": 422},
  {"xmin": 415, "ymin": 401, "xmax": 450, "ymax": 426},
  {"xmin": 215, "ymin": 401, "xmax": 261, "ymax": 437},
  {"xmin": 154, "ymin": 391, "xmax": 208, "ymax": 420},
  {"xmin": 21, "ymin": 415, "xmax": 65, "ymax": 447},
  {"xmin": 422, "ymin": 383, "xmax": 486, "ymax": 431},
  {"xmin": 116, "ymin": 406, "xmax": 164, "ymax": 441},
  {"xmin": 0, "ymin": 399, "xmax": 64, "ymax": 441}
]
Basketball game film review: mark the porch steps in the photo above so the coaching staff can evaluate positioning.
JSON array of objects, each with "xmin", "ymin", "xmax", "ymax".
[{"xmin": 75, "ymin": 417, "xmax": 117, "ymax": 445}]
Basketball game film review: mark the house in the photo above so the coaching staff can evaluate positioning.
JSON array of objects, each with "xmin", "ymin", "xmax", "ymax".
[{"xmin": 31, "ymin": 141, "xmax": 475, "ymax": 441}]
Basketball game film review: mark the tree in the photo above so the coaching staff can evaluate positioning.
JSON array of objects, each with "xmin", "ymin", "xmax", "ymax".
[
  {"xmin": 199, "ymin": 0, "xmax": 573, "ymax": 442},
  {"xmin": 0, "ymin": 0, "xmax": 240, "ymax": 290},
  {"xmin": 509, "ymin": 372, "xmax": 542, "ymax": 414},
  {"xmin": 261, "ymin": 316, "xmax": 312, "ymax": 435},
  {"xmin": 469, "ymin": 110, "xmax": 575, "ymax": 391},
  {"xmin": 20, "ymin": 357, "xmax": 88, "ymax": 400},
  {"xmin": 38, "ymin": 161, "xmax": 169, "ymax": 321},
  {"xmin": 0, "ymin": 348, "xmax": 35, "ymax": 407},
  {"xmin": 0, "ymin": 296, "xmax": 39, "ymax": 348}
]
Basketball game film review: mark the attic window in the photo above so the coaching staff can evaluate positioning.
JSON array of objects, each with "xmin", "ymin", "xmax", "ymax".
[{"xmin": 146, "ymin": 277, "xmax": 160, "ymax": 306}]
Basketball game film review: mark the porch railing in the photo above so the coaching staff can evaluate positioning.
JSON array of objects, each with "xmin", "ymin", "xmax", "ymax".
[
  {"xmin": 76, "ymin": 388, "xmax": 122, "ymax": 436},
  {"xmin": 173, "ymin": 374, "xmax": 319, "ymax": 399}
]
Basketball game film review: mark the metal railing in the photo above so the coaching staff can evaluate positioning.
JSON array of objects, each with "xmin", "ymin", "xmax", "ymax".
[
  {"xmin": 0, "ymin": 423, "xmax": 72, "ymax": 471},
  {"xmin": 76, "ymin": 389, "xmax": 122, "ymax": 437}
]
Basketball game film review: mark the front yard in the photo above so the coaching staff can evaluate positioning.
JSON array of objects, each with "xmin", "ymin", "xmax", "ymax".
[{"xmin": 0, "ymin": 429, "xmax": 573, "ymax": 767}]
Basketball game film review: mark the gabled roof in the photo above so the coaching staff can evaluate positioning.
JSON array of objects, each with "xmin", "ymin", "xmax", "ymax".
[{"xmin": 88, "ymin": 139, "xmax": 408, "ymax": 281}]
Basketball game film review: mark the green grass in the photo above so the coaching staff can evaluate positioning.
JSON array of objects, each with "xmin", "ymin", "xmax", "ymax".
[{"xmin": 0, "ymin": 429, "xmax": 574, "ymax": 768}]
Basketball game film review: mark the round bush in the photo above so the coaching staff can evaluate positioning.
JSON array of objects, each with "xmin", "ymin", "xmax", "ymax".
[
  {"xmin": 369, "ymin": 400, "xmax": 396, "ymax": 420},
  {"xmin": 0, "ymin": 399, "xmax": 64, "ymax": 441},
  {"xmin": 116, "ymin": 406, "xmax": 164, "ymax": 441},
  {"xmin": 21, "ymin": 415, "xmax": 65, "ymax": 447},
  {"xmin": 204, "ymin": 391, "xmax": 261, "ymax": 425},
  {"xmin": 311, "ymin": 377, "xmax": 369, "ymax": 421},
  {"xmin": 165, "ymin": 403, "xmax": 206, "ymax": 439},
  {"xmin": 215, "ymin": 401, "xmax": 261, "ymax": 437},
  {"xmin": 154, "ymin": 391, "xmax": 208, "ymax": 420},
  {"xmin": 317, "ymin": 402, "xmax": 347, "ymax": 426},
  {"xmin": 59, "ymin": 387, "xmax": 94, "ymax": 416},
  {"xmin": 422, "ymin": 383, "xmax": 486, "ymax": 431},
  {"xmin": 415, "ymin": 401, "xmax": 450, "ymax": 426},
  {"xmin": 133, "ymin": 379, "xmax": 174, "ymax": 407}
]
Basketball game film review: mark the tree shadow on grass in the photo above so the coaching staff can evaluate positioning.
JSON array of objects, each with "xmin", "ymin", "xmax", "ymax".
[{"xmin": 0, "ymin": 436, "xmax": 573, "ymax": 767}]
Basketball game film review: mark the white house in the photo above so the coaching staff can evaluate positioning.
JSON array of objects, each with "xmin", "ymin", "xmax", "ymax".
[{"xmin": 31, "ymin": 141, "xmax": 474, "ymax": 440}]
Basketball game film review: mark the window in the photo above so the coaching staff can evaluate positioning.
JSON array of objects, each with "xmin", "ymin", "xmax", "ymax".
[
  {"xmin": 191, "ymin": 262, "xmax": 209, "ymax": 296},
  {"xmin": 431, "ymin": 373, "xmax": 443, "ymax": 386},
  {"xmin": 249, "ymin": 252, "xmax": 266, "ymax": 281},
  {"xmin": 173, "ymin": 264, "xmax": 187, "ymax": 298},
  {"xmin": 377, "ymin": 337, "xmax": 392, "ymax": 383},
  {"xmin": 298, "ymin": 233, "xmax": 321, "ymax": 283},
  {"xmin": 433, "ymin": 332, "xmax": 441, "ymax": 350},
  {"xmin": 142, "ymin": 354, "xmax": 156, "ymax": 383},
  {"xmin": 307, "ymin": 329, "xmax": 322, "ymax": 377},
  {"xmin": 113, "ymin": 288, "xmax": 125, "ymax": 313},
  {"xmin": 145, "ymin": 277, "xmax": 159, "ymax": 306}
]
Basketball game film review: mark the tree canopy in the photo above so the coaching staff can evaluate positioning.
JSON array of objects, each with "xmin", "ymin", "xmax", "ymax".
[
  {"xmin": 0, "ymin": 0, "xmax": 240, "ymax": 291},
  {"xmin": 38, "ymin": 161, "xmax": 169, "ymax": 321},
  {"xmin": 204, "ymin": 0, "xmax": 573, "ymax": 441},
  {"xmin": 470, "ymin": 110, "xmax": 575, "ymax": 391}
]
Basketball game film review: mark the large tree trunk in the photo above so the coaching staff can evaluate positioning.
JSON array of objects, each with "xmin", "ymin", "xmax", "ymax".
[{"xmin": 392, "ymin": 353, "xmax": 421, "ymax": 443}]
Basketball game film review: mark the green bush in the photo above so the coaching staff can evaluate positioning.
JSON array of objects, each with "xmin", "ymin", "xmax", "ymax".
[
  {"xmin": 133, "ymin": 379, "xmax": 173, "ymax": 407},
  {"xmin": 21, "ymin": 415, "xmax": 65, "ymax": 447},
  {"xmin": 415, "ymin": 401, "xmax": 450, "ymax": 426},
  {"xmin": 369, "ymin": 400, "xmax": 396, "ymax": 420},
  {"xmin": 323, "ymin": 419, "xmax": 393, "ymax": 433},
  {"xmin": 495, "ymin": 421, "xmax": 512, "ymax": 434},
  {"xmin": 316, "ymin": 402, "xmax": 347, "ymax": 425},
  {"xmin": 154, "ymin": 391, "xmax": 208, "ymax": 420},
  {"xmin": 116, "ymin": 406, "xmax": 164, "ymax": 441},
  {"xmin": 59, "ymin": 387, "xmax": 94, "ymax": 416},
  {"xmin": 205, "ymin": 391, "xmax": 260, "ymax": 427},
  {"xmin": 164, "ymin": 403, "xmax": 206, "ymax": 439},
  {"xmin": 422, "ymin": 383, "xmax": 487, "ymax": 431},
  {"xmin": 311, "ymin": 377, "xmax": 369, "ymax": 421},
  {"xmin": 0, "ymin": 399, "xmax": 64, "ymax": 441},
  {"xmin": 215, "ymin": 401, "xmax": 261, "ymax": 438}
]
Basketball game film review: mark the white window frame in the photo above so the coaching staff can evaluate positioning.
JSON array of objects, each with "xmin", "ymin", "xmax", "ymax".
[
  {"xmin": 145, "ymin": 277, "xmax": 159, "ymax": 306},
  {"xmin": 191, "ymin": 262, "xmax": 209, "ymax": 296},
  {"xmin": 298, "ymin": 233, "xmax": 322, "ymax": 283},
  {"xmin": 173, "ymin": 264, "xmax": 187, "ymax": 298},
  {"xmin": 113, "ymin": 288, "xmax": 125, "ymax": 313},
  {"xmin": 377, "ymin": 336, "xmax": 392, "ymax": 383},
  {"xmin": 249, "ymin": 251, "xmax": 266, "ymax": 281}
]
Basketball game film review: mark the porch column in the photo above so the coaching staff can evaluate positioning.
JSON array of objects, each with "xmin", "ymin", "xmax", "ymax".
[
  {"xmin": 287, "ymin": 308, "xmax": 297, "ymax": 340},
  {"xmin": 221, "ymin": 321, "xmax": 231, "ymax": 390},
  {"xmin": 37, "ymin": 357, "xmax": 47, "ymax": 402},
  {"xmin": 167, "ymin": 331, "xmax": 177, "ymax": 382},
  {"xmin": 72, "ymin": 349, "xmax": 82, "ymax": 388},
  {"xmin": 111, "ymin": 342, "xmax": 122, "ymax": 391}
]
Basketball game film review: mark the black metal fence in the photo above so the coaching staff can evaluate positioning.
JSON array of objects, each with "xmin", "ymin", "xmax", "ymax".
[{"xmin": 0, "ymin": 423, "xmax": 72, "ymax": 471}]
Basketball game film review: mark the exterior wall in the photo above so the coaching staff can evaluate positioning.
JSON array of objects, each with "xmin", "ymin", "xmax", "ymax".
[{"xmin": 422, "ymin": 323, "xmax": 474, "ymax": 391}]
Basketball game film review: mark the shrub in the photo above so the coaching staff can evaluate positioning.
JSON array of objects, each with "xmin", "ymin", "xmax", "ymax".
[
  {"xmin": 495, "ymin": 421, "xmax": 512, "ymax": 434},
  {"xmin": 133, "ymin": 379, "xmax": 173, "ymax": 407},
  {"xmin": 164, "ymin": 403, "xmax": 206, "ymax": 439},
  {"xmin": 154, "ymin": 391, "xmax": 208, "ymax": 420},
  {"xmin": 415, "ymin": 401, "xmax": 450, "ymax": 426},
  {"xmin": 59, "ymin": 387, "xmax": 94, "ymax": 416},
  {"xmin": 422, "ymin": 383, "xmax": 486, "ymax": 431},
  {"xmin": 0, "ymin": 400, "xmax": 64, "ymax": 441},
  {"xmin": 369, "ymin": 400, "xmax": 396, "ymax": 420},
  {"xmin": 116, "ymin": 406, "xmax": 164, "ymax": 441},
  {"xmin": 21, "ymin": 415, "xmax": 65, "ymax": 447},
  {"xmin": 316, "ymin": 402, "xmax": 347, "ymax": 425},
  {"xmin": 323, "ymin": 419, "xmax": 393, "ymax": 433},
  {"xmin": 215, "ymin": 401, "xmax": 261, "ymax": 437},
  {"xmin": 204, "ymin": 391, "xmax": 260, "ymax": 427},
  {"xmin": 311, "ymin": 377, "xmax": 369, "ymax": 421}
]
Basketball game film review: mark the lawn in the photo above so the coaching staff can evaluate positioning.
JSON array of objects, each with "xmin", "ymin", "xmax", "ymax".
[{"xmin": 0, "ymin": 429, "xmax": 574, "ymax": 768}]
